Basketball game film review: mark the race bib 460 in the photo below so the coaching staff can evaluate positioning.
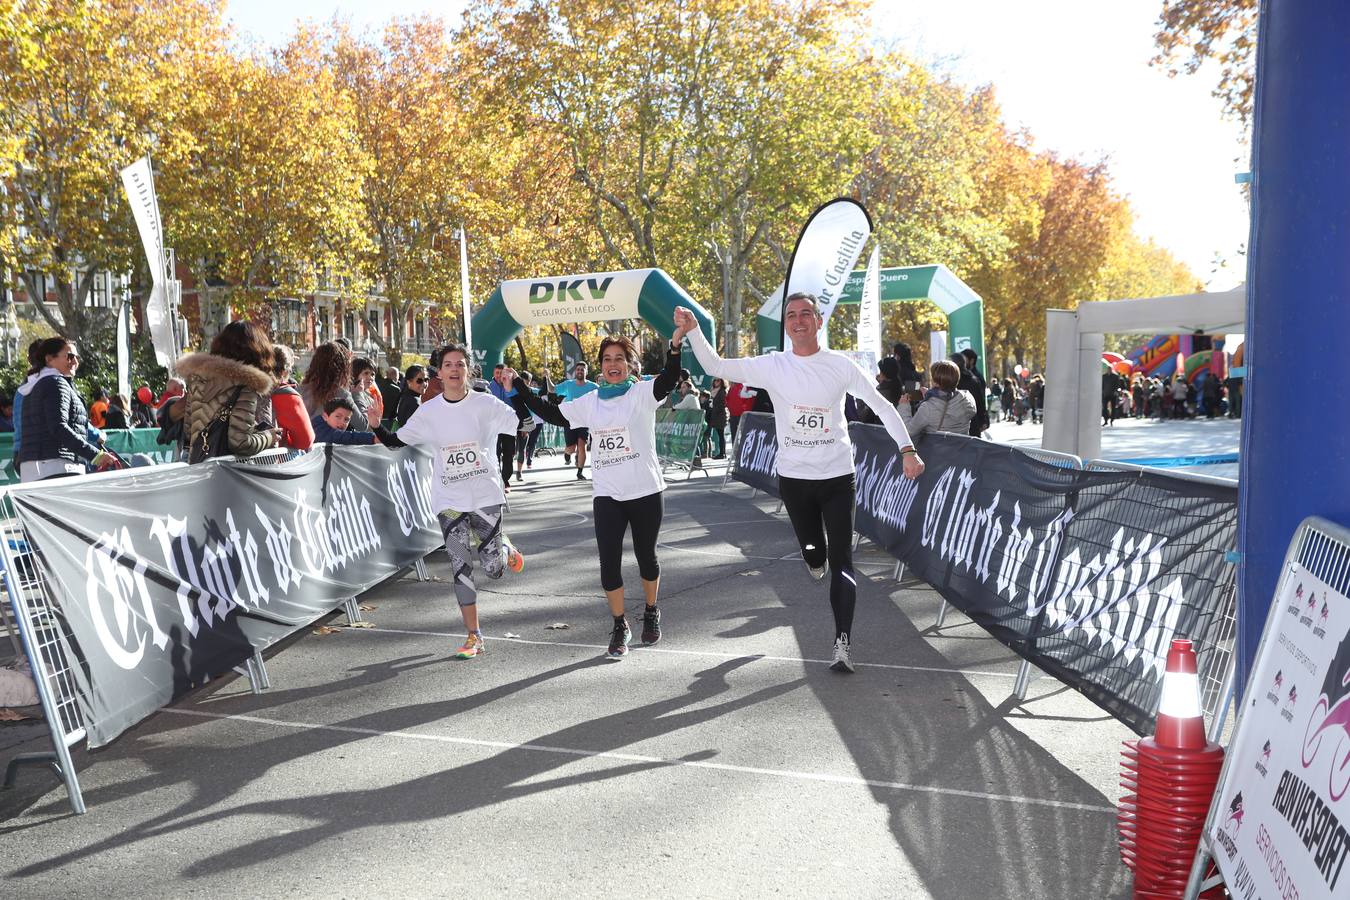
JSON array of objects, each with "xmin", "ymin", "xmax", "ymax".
[{"xmin": 441, "ymin": 441, "xmax": 487, "ymax": 483}]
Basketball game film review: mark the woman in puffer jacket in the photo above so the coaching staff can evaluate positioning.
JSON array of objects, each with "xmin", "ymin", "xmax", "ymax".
[
  {"xmin": 900, "ymin": 359, "xmax": 976, "ymax": 439},
  {"xmin": 16, "ymin": 337, "xmax": 120, "ymax": 481},
  {"xmin": 174, "ymin": 321, "xmax": 281, "ymax": 461}
]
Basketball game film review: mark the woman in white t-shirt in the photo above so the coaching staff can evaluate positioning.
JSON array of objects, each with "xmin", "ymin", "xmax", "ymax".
[
  {"xmin": 509, "ymin": 330, "xmax": 687, "ymax": 660},
  {"xmin": 397, "ymin": 343, "xmax": 525, "ymax": 660},
  {"xmin": 676, "ymin": 295, "xmax": 924, "ymax": 673}
]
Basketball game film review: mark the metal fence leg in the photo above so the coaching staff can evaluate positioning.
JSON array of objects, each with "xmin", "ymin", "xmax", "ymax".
[
  {"xmin": 892, "ymin": 560, "xmax": 904, "ymax": 581},
  {"xmin": 413, "ymin": 558, "xmax": 429, "ymax": 582},
  {"xmin": 252, "ymin": 651, "xmax": 271, "ymax": 691},
  {"xmin": 343, "ymin": 597, "xmax": 362, "ymax": 624},
  {"xmin": 852, "ymin": 532, "xmax": 861, "ymax": 551},
  {"xmin": 773, "ymin": 501, "xmax": 783, "ymax": 515},
  {"xmin": 3, "ymin": 749, "xmax": 85, "ymax": 814},
  {"xmin": 1012, "ymin": 659, "xmax": 1034, "ymax": 701},
  {"xmin": 934, "ymin": 599, "xmax": 949, "ymax": 629}
]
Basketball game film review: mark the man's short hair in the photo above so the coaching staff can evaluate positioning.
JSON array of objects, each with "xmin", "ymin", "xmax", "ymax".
[
  {"xmin": 323, "ymin": 396, "xmax": 358, "ymax": 416},
  {"xmin": 784, "ymin": 291, "xmax": 821, "ymax": 315},
  {"xmin": 494, "ymin": 363, "xmax": 504, "ymax": 370},
  {"xmin": 961, "ymin": 348, "xmax": 978, "ymax": 362}
]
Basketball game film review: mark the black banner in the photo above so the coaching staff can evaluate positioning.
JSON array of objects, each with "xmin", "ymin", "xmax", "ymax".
[
  {"xmin": 732, "ymin": 412, "xmax": 1237, "ymax": 735},
  {"xmin": 731, "ymin": 412, "xmax": 780, "ymax": 495},
  {"xmin": 11, "ymin": 446, "xmax": 441, "ymax": 747}
]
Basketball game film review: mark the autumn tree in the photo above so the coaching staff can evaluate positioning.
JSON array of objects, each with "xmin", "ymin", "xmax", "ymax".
[
  {"xmin": 0, "ymin": 0, "xmax": 227, "ymax": 342},
  {"xmin": 1153, "ymin": 0, "xmax": 1258, "ymax": 126},
  {"xmin": 165, "ymin": 26, "xmax": 370, "ymax": 337}
]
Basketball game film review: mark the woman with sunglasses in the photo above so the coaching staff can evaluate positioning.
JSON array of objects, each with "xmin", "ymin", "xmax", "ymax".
[
  {"xmin": 396, "ymin": 365, "xmax": 427, "ymax": 427},
  {"xmin": 16, "ymin": 338, "xmax": 120, "ymax": 481},
  {"xmin": 507, "ymin": 327, "xmax": 689, "ymax": 660}
]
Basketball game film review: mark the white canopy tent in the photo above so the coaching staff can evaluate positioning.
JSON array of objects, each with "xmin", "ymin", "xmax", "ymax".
[{"xmin": 1042, "ymin": 284, "xmax": 1246, "ymax": 460}]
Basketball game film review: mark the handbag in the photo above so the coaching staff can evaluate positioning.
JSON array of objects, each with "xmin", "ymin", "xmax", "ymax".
[{"xmin": 188, "ymin": 386, "xmax": 245, "ymax": 464}]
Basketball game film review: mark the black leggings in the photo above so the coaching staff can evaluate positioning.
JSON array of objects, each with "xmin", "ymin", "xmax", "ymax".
[
  {"xmin": 778, "ymin": 473, "xmax": 856, "ymax": 639},
  {"xmin": 593, "ymin": 491, "xmax": 664, "ymax": 592}
]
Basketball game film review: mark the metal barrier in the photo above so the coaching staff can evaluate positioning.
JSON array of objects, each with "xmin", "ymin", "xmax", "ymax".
[
  {"xmin": 0, "ymin": 446, "xmax": 406, "ymax": 813},
  {"xmin": 1083, "ymin": 456, "xmax": 1240, "ymax": 739},
  {"xmin": 0, "ymin": 462, "xmax": 188, "ymax": 813}
]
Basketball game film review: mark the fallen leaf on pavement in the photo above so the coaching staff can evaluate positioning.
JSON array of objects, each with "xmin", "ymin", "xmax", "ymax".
[
  {"xmin": 342, "ymin": 621, "xmax": 376, "ymax": 629},
  {"xmin": 359, "ymin": 604, "xmax": 377, "ymax": 612},
  {"xmin": 312, "ymin": 625, "xmax": 340, "ymax": 635},
  {"xmin": 545, "ymin": 623, "xmax": 570, "ymax": 630},
  {"xmin": 739, "ymin": 570, "xmax": 761, "ymax": 576},
  {"xmin": 0, "ymin": 708, "xmax": 30, "ymax": 721},
  {"xmin": 504, "ymin": 632, "xmax": 521, "ymax": 639}
]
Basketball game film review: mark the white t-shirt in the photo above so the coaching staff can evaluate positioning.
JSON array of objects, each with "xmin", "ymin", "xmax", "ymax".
[
  {"xmin": 396, "ymin": 390, "xmax": 519, "ymax": 512},
  {"xmin": 686, "ymin": 328, "xmax": 913, "ymax": 479},
  {"xmin": 559, "ymin": 379, "xmax": 665, "ymax": 501}
]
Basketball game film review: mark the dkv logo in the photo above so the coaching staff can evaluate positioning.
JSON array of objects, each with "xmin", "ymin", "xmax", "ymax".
[{"xmin": 528, "ymin": 276, "xmax": 614, "ymax": 304}]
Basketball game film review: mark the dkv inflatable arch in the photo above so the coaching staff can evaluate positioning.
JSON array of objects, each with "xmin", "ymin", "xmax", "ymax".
[{"xmin": 468, "ymin": 268, "xmax": 717, "ymax": 384}]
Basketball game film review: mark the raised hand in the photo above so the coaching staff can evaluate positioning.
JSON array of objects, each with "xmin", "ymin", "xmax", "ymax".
[{"xmin": 673, "ymin": 306, "xmax": 697, "ymax": 338}]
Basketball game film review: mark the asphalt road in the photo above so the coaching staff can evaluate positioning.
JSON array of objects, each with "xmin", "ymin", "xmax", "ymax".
[{"xmin": 0, "ymin": 456, "xmax": 1135, "ymax": 899}]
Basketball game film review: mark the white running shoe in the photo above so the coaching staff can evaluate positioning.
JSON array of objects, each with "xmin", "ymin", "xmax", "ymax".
[
  {"xmin": 807, "ymin": 562, "xmax": 827, "ymax": 582},
  {"xmin": 829, "ymin": 634, "xmax": 855, "ymax": 673}
]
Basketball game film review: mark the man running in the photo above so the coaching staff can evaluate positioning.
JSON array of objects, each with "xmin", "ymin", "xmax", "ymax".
[
  {"xmin": 396, "ymin": 343, "xmax": 525, "ymax": 660},
  {"xmin": 510, "ymin": 331, "xmax": 686, "ymax": 659},
  {"xmin": 555, "ymin": 361, "xmax": 598, "ymax": 479},
  {"xmin": 675, "ymin": 296, "xmax": 924, "ymax": 672}
]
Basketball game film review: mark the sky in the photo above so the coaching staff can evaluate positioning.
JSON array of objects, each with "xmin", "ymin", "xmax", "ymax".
[{"xmin": 225, "ymin": 0, "xmax": 1251, "ymax": 291}]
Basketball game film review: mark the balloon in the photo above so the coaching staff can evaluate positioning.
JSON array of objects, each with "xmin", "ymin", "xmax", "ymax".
[{"xmin": 136, "ymin": 386, "xmax": 154, "ymax": 405}]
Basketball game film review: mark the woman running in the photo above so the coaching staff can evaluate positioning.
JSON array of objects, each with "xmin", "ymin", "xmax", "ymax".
[
  {"xmin": 675, "ymin": 296, "xmax": 924, "ymax": 672},
  {"xmin": 396, "ymin": 343, "xmax": 525, "ymax": 660},
  {"xmin": 508, "ymin": 328, "xmax": 689, "ymax": 659}
]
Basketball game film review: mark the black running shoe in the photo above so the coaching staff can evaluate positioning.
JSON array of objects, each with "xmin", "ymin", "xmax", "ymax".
[
  {"xmin": 576, "ymin": 469, "xmax": 586, "ymax": 480},
  {"xmin": 564, "ymin": 452, "xmax": 572, "ymax": 465},
  {"xmin": 641, "ymin": 606, "xmax": 662, "ymax": 645},
  {"xmin": 607, "ymin": 618, "xmax": 631, "ymax": 659}
]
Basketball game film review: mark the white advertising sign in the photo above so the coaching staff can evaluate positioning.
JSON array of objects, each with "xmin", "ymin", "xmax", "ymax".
[
  {"xmin": 499, "ymin": 269, "xmax": 649, "ymax": 328},
  {"xmin": 784, "ymin": 199, "xmax": 870, "ymax": 330},
  {"xmin": 120, "ymin": 157, "xmax": 176, "ymax": 367},
  {"xmin": 1206, "ymin": 559, "xmax": 1350, "ymax": 900},
  {"xmin": 857, "ymin": 245, "xmax": 881, "ymax": 358}
]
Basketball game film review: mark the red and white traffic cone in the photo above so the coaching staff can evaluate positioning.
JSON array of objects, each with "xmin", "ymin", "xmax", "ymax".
[{"xmin": 1117, "ymin": 639, "xmax": 1225, "ymax": 899}]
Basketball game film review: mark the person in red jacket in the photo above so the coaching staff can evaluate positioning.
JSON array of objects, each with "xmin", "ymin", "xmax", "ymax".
[
  {"xmin": 267, "ymin": 345, "xmax": 314, "ymax": 451},
  {"xmin": 724, "ymin": 380, "xmax": 759, "ymax": 447}
]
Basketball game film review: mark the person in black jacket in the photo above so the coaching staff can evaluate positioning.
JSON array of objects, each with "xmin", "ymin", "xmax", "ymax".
[
  {"xmin": 16, "ymin": 337, "xmax": 120, "ymax": 481},
  {"xmin": 861, "ymin": 357, "xmax": 904, "ymax": 426},
  {"xmin": 951, "ymin": 351, "xmax": 986, "ymax": 437},
  {"xmin": 396, "ymin": 364, "xmax": 427, "ymax": 427}
]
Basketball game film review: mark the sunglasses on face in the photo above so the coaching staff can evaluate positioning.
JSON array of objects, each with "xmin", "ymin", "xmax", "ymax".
[
  {"xmin": 66, "ymin": 351, "xmax": 80, "ymax": 361},
  {"xmin": 413, "ymin": 377, "xmax": 428, "ymax": 385}
]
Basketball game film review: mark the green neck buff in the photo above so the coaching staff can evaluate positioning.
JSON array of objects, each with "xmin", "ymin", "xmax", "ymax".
[{"xmin": 597, "ymin": 376, "xmax": 639, "ymax": 400}]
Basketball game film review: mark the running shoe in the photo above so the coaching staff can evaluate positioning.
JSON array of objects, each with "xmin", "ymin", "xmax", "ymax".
[
  {"xmin": 455, "ymin": 632, "xmax": 485, "ymax": 660},
  {"xmin": 505, "ymin": 542, "xmax": 525, "ymax": 573},
  {"xmin": 564, "ymin": 452, "xmax": 572, "ymax": 465},
  {"xmin": 607, "ymin": 618, "xmax": 632, "ymax": 659},
  {"xmin": 829, "ymin": 634, "xmax": 854, "ymax": 673},
  {"xmin": 641, "ymin": 606, "xmax": 662, "ymax": 645},
  {"xmin": 576, "ymin": 469, "xmax": 586, "ymax": 481},
  {"xmin": 807, "ymin": 561, "xmax": 827, "ymax": 582}
]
